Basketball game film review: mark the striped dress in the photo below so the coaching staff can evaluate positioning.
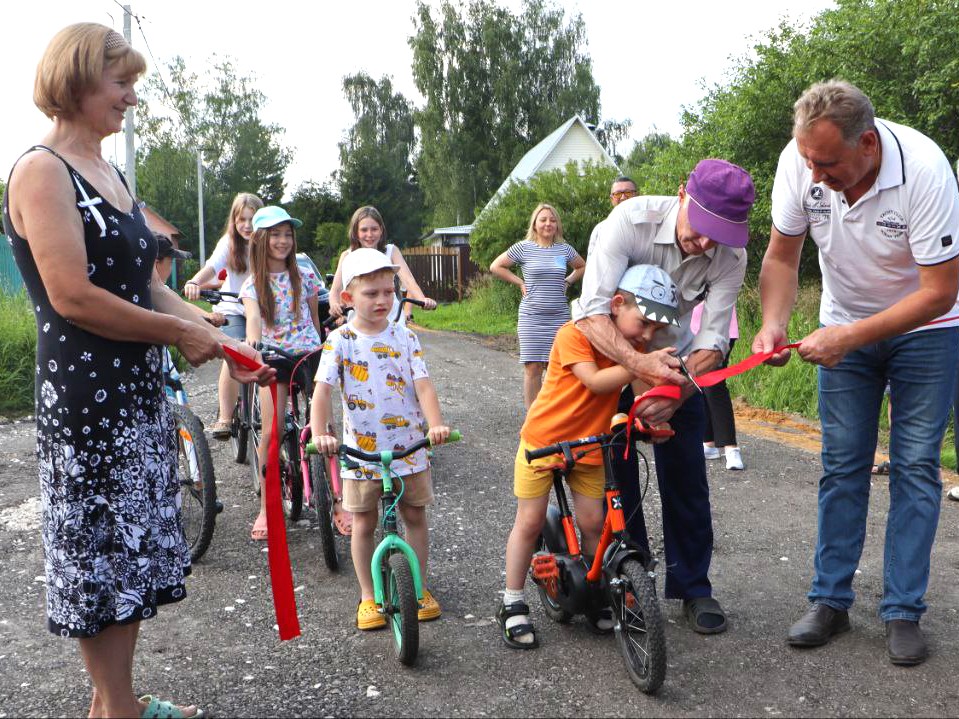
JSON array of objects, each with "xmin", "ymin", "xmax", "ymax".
[{"xmin": 506, "ymin": 240, "xmax": 578, "ymax": 363}]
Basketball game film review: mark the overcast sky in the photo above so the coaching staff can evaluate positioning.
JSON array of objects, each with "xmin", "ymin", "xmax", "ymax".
[{"xmin": 4, "ymin": 0, "xmax": 835, "ymax": 197}]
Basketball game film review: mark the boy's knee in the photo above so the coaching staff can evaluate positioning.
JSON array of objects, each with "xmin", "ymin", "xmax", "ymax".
[
  {"xmin": 399, "ymin": 504, "xmax": 427, "ymax": 528},
  {"xmin": 513, "ymin": 507, "xmax": 547, "ymax": 539}
]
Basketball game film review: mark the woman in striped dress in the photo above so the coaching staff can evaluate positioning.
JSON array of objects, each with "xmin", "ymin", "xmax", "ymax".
[{"xmin": 490, "ymin": 203, "xmax": 585, "ymax": 408}]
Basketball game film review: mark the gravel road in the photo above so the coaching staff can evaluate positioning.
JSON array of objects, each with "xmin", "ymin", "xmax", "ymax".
[{"xmin": 2, "ymin": 328, "xmax": 959, "ymax": 717}]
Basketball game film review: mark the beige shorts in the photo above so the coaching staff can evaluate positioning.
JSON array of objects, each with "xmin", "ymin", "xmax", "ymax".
[{"xmin": 342, "ymin": 469, "xmax": 434, "ymax": 513}]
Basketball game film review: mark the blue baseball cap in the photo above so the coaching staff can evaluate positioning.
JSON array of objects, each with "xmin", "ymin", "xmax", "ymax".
[
  {"xmin": 252, "ymin": 206, "xmax": 303, "ymax": 230},
  {"xmin": 617, "ymin": 264, "xmax": 680, "ymax": 327}
]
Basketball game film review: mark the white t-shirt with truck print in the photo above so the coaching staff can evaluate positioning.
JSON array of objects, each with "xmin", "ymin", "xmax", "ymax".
[{"xmin": 316, "ymin": 321, "xmax": 430, "ymax": 480}]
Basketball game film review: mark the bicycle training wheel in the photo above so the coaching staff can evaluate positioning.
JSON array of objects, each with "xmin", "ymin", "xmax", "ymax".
[
  {"xmin": 231, "ymin": 388, "xmax": 249, "ymax": 464},
  {"xmin": 385, "ymin": 552, "xmax": 419, "ymax": 665},
  {"xmin": 172, "ymin": 402, "xmax": 217, "ymax": 562},
  {"xmin": 310, "ymin": 454, "xmax": 339, "ymax": 571},
  {"xmin": 610, "ymin": 559, "xmax": 666, "ymax": 694}
]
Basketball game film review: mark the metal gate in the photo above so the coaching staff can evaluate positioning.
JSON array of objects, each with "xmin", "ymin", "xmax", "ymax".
[{"xmin": 0, "ymin": 236, "xmax": 24, "ymax": 295}]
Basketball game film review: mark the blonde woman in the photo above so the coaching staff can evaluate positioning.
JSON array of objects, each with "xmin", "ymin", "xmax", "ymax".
[
  {"xmin": 2, "ymin": 23, "xmax": 269, "ymax": 717},
  {"xmin": 184, "ymin": 192, "xmax": 264, "ymax": 437},
  {"xmin": 490, "ymin": 203, "xmax": 585, "ymax": 408}
]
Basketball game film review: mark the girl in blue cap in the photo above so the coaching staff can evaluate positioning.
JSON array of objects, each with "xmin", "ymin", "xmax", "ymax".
[{"xmin": 240, "ymin": 206, "xmax": 324, "ymax": 540}]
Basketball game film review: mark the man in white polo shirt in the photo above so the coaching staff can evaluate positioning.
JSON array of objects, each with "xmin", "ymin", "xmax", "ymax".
[{"xmin": 754, "ymin": 80, "xmax": 959, "ymax": 666}]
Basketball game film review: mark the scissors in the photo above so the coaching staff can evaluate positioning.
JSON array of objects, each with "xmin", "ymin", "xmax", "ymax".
[{"xmin": 676, "ymin": 354, "xmax": 704, "ymax": 395}]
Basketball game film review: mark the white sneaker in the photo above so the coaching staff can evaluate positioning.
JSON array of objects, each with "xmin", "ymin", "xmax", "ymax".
[
  {"xmin": 725, "ymin": 447, "xmax": 744, "ymax": 471},
  {"xmin": 947, "ymin": 486, "xmax": 959, "ymax": 502},
  {"xmin": 703, "ymin": 444, "xmax": 722, "ymax": 460}
]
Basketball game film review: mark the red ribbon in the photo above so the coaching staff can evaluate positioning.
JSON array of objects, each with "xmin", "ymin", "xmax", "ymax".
[
  {"xmin": 625, "ymin": 342, "xmax": 801, "ymax": 453},
  {"xmin": 223, "ymin": 345, "xmax": 300, "ymax": 640}
]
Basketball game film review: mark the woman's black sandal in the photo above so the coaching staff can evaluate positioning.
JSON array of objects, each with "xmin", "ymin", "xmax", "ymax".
[{"xmin": 496, "ymin": 600, "xmax": 539, "ymax": 649}]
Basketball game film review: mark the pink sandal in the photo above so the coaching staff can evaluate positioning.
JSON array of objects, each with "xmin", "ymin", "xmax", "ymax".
[{"xmin": 250, "ymin": 514, "xmax": 268, "ymax": 541}]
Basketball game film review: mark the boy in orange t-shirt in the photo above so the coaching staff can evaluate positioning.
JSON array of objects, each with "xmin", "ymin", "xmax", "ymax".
[{"xmin": 497, "ymin": 264, "xmax": 680, "ymax": 649}]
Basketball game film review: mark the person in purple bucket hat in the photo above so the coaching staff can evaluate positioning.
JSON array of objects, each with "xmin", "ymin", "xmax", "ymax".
[{"xmin": 571, "ymin": 157, "xmax": 755, "ymax": 635}]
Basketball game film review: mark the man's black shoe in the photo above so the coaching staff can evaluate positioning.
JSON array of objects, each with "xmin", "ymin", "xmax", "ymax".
[
  {"xmin": 886, "ymin": 620, "xmax": 927, "ymax": 666},
  {"xmin": 786, "ymin": 604, "xmax": 850, "ymax": 647}
]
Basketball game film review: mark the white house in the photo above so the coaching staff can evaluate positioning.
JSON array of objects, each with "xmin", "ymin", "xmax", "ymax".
[
  {"xmin": 425, "ymin": 115, "xmax": 619, "ymax": 247},
  {"xmin": 484, "ymin": 114, "xmax": 619, "ymax": 212}
]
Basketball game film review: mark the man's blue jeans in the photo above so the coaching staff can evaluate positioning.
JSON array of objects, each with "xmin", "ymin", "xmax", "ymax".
[{"xmin": 812, "ymin": 327, "xmax": 959, "ymax": 621}]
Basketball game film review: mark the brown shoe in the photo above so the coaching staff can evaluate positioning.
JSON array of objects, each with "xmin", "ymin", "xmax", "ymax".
[
  {"xmin": 786, "ymin": 604, "xmax": 850, "ymax": 647},
  {"xmin": 886, "ymin": 620, "xmax": 927, "ymax": 666}
]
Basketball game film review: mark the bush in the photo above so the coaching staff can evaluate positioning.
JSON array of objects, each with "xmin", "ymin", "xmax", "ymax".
[
  {"xmin": 727, "ymin": 283, "xmax": 821, "ymax": 419},
  {"xmin": 0, "ymin": 292, "xmax": 38, "ymax": 414},
  {"xmin": 469, "ymin": 162, "xmax": 619, "ymax": 269}
]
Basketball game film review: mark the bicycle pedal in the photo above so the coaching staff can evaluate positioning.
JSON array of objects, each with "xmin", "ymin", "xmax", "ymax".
[{"xmin": 530, "ymin": 552, "xmax": 560, "ymax": 598}]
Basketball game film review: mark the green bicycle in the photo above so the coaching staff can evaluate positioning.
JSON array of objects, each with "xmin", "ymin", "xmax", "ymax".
[{"xmin": 307, "ymin": 430, "xmax": 461, "ymax": 665}]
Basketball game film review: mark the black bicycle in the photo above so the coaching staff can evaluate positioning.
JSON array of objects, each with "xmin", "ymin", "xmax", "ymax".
[{"xmin": 162, "ymin": 349, "xmax": 219, "ymax": 562}]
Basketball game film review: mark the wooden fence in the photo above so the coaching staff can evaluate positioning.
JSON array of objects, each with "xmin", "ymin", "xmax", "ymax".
[{"xmin": 401, "ymin": 245, "xmax": 479, "ymax": 302}]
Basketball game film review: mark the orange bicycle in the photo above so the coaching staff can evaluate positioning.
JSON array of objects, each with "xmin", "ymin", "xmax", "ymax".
[{"xmin": 527, "ymin": 413, "xmax": 670, "ymax": 694}]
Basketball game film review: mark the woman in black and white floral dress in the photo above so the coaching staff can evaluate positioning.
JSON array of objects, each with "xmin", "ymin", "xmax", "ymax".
[{"xmin": 2, "ymin": 23, "xmax": 270, "ymax": 719}]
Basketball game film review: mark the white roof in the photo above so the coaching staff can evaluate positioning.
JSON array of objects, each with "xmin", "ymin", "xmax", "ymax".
[
  {"xmin": 431, "ymin": 225, "xmax": 474, "ymax": 235},
  {"xmin": 484, "ymin": 115, "xmax": 619, "ymax": 212}
]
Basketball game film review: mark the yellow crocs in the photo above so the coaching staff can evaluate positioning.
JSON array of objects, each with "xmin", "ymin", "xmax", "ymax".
[
  {"xmin": 418, "ymin": 589, "xmax": 442, "ymax": 622},
  {"xmin": 356, "ymin": 599, "xmax": 386, "ymax": 630}
]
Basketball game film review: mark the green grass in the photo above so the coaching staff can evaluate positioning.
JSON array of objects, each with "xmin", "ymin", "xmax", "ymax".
[
  {"xmin": 415, "ymin": 275, "xmax": 520, "ymax": 335},
  {"xmin": 727, "ymin": 283, "xmax": 821, "ymax": 419},
  {"xmin": 0, "ymin": 292, "xmax": 38, "ymax": 415}
]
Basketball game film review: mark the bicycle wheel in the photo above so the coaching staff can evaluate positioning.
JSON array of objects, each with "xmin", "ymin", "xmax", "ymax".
[
  {"xmin": 610, "ymin": 559, "xmax": 666, "ymax": 694},
  {"xmin": 171, "ymin": 402, "xmax": 217, "ymax": 562},
  {"xmin": 385, "ymin": 552, "xmax": 419, "ymax": 666},
  {"xmin": 281, "ymin": 433, "xmax": 303, "ymax": 522},
  {"xmin": 534, "ymin": 536, "xmax": 572, "ymax": 623},
  {"xmin": 248, "ymin": 389, "xmax": 262, "ymax": 495},
  {"xmin": 309, "ymin": 454, "xmax": 339, "ymax": 571},
  {"xmin": 231, "ymin": 387, "xmax": 249, "ymax": 464}
]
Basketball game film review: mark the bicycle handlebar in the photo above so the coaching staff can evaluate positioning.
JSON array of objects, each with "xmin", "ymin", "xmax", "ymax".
[
  {"xmin": 305, "ymin": 430, "xmax": 462, "ymax": 460},
  {"xmin": 188, "ymin": 288, "xmax": 241, "ymax": 304},
  {"xmin": 525, "ymin": 434, "xmax": 611, "ymax": 463},
  {"xmin": 393, "ymin": 296, "xmax": 426, "ymax": 322},
  {"xmin": 525, "ymin": 418, "xmax": 675, "ymax": 464}
]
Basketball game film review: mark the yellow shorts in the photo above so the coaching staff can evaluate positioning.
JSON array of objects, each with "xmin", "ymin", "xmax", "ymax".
[
  {"xmin": 342, "ymin": 469, "xmax": 434, "ymax": 513},
  {"xmin": 513, "ymin": 439, "xmax": 606, "ymax": 500}
]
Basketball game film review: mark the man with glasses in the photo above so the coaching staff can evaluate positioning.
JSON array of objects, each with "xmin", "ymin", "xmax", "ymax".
[
  {"xmin": 573, "ymin": 159, "xmax": 755, "ymax": 635},
  {"xmin": 609, "ymin": 176, "xmax": 638, "ymax": 206},
  {"xmin": 755, "ymin": 80, "xmax": 959, "ymax": 665}
]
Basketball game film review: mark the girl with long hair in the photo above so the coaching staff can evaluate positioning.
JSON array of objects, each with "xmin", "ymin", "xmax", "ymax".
[
  {"xmin": 185, "ymin": 192, "xmax": 264, "ymax": 437},
  {"xmin": 239, "ymin": 206, "xmax": 324, "ymax": 540}
]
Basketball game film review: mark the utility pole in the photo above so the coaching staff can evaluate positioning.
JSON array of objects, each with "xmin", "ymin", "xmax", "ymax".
[
  {"xmin": 122, "ymin": 6, "xmax": 136, "ymax": 197},
  {"xmin": 196, "ymin": 149, "xmax": 206, "ymax": 266}
]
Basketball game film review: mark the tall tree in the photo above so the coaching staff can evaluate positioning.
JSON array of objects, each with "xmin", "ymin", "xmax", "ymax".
[
  {"xmin": 632, "ymin": 0, "xmax": 959, "ymax": 277},
  {"xmin": 336, "ymin": 73, "xmax": 424, "ymax": 245},
  {"xmin": 410, "ymin": 0, "xmax": 608, "ymax": 227},
  {"xmin": 287, "ymin": 180, "xmax": 348, "ymax": 256},
  {"xmin": 135, "ymin": 56, "xmax": 292, "ymax": 253}
]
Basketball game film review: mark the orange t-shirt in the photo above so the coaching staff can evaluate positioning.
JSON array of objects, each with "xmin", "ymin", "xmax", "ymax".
[{"xmin": 520, "ymin": 322, "xmax": 620, "ymax": 465}]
